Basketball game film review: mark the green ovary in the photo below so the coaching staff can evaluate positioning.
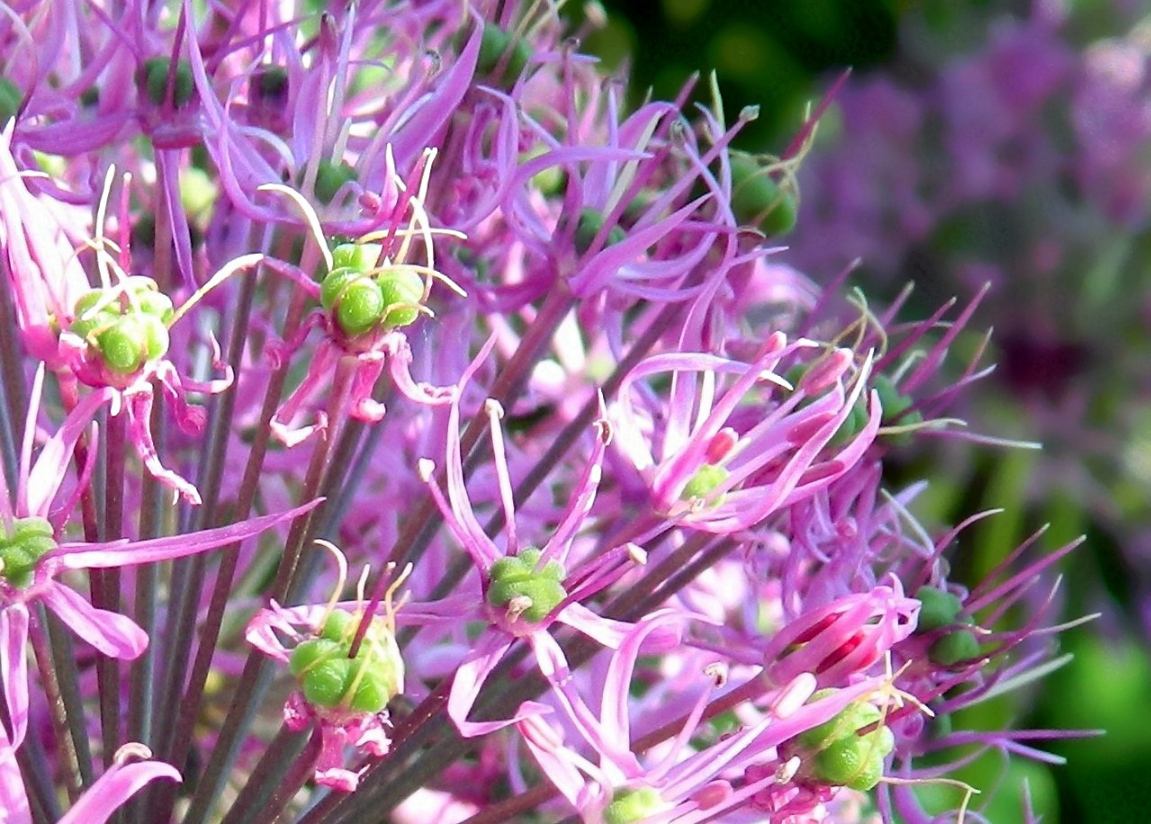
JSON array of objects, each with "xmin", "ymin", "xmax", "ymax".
[
  {"xmin": 70, "ymin": 279, "xmax": 174, "ymax": 375},
  {"xmin": 0, "ymin": 517, "xmax": 56, "ymax": 589},
  {"xmin": 794, "ymin": 691, "xmax": 895, "ymax": 791},
  {"xmin": 142, "ymin": 57, "xmax": 195, "ymax": 108},
  {"xmin": 680, "ymin": 463, "xmax": 729, "ymax": 504},
  {"xmin": 486, "ymin": 548, "xmax": 567, "ymax": 623},
  {"xmin": 290, "ymin": 614, "xmax": 404, "ymax": 714},
  {"xmin": 604, "ymin": 786, "xmax": 668, "ymax": 824}
]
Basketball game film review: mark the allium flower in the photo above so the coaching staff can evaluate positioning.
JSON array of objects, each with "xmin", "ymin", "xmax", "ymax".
[
  {"xmin": 612, "ymin": 332, "xmax": 881, "ymax": 534},
  {"xmin": 0, "ymin": 2, "xmax": 1091, "ymax": 823},
  {"xmin": 418, "ymin": 365, "xmax": 635, "ymax": 736}
]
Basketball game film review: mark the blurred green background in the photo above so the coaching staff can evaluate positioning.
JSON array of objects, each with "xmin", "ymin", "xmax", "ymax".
[{"xmin": 572, "ymin": 0, "xmax": 1151, "ymax": 821}]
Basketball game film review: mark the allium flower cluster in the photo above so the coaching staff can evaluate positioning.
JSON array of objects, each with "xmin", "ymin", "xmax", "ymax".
[{"xmin": 0, "ymin": 2, "xmax": 1084, "ymax": 823}]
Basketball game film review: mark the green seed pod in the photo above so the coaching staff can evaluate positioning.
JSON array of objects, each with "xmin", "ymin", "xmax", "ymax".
[
  {"xmin": 376, "ymin": 269, "xmax": 425, "ymax": 329},
  {"xmin": 0, "ymin": 545, "xmax": 39, "ymax": 589},
  {"xmin": 140, "ymin": 315, "xmax": 171, "ymax": 363},
  {"xmin": 320, "ymin": 267, "xmax": 362, "ymax": 312},
  {"xmin": 477, "ymin": 23, "xmax": 531, "ymax": 87},
  {"xmin": 300, "ymin": 657, "xmax": 355, "ymax": 708},
  {"xmin": 289, "ymin": 638, "xmax": 344, "ymax": 677},
  {"xmin": 143, "ymin": 57, "xmax": 195, "ymax": 108},
  {"xmin": 0, "ymin": 517, "xmax": 59, "ymax": 589},
  {"xmin": 729, "ymin": 154, "xmax": 798, "ymax": 237},
  {"xmin": 829, "ymin": 400, "xmax": 869, "ymax": 448},
  {"xmin": 604, "ymin": 786, "xmax": 667, "ymax": 824},
  {"xmin": 320, "ymin": 610, "xmax": 357, "ymax": 643},
  {"xmin": 136, "ymin": 289, "xmax": 175, "ymax": 323},
  {"xmin": 330, "ymin": 243, "xmax": 382, "ymax": 273},
  {"xmin": 574, "ymin": 208, "xmax": 626, "ymax": 256},
  {"xmin": 914, "ymin": 586, "xmax": 964, "ymax": 634},
  {"xmin": 96, "ymin": 318, "xmax": 150, "ymax": 374},
  {"xmin": 811, "ymin": 732, "xmax": 889, "ymax": 791},
  {"xmin": 0, "ymin": 77, "xmax": 23, "ymax": 123},
  {"xmin": 680, "ymin": 463, "xmax": 730, "ymax": 503},
  {"xmin": 929, "ymin": 629, "xmax": 980, "ymax": 667},
  {"xmin": 313, "ymin": 159, "xmax": 357, "ymax": 205},
  {"xmin": 346, "ymin": 667, "xmax": 392, "ymax": 714},
  {"xmin": 334, "ymin": 278, "xmax": 387, "ymax": 338},
  {"xmin": 73, "ymin": 289, "xmax": 110, "ymax": 319},
  {"xmin": 487, "ymin": 549, "xmax": 568, "ymax": 622}
]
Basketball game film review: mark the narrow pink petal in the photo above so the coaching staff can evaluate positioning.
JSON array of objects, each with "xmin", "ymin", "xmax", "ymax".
[
  {"xmin": 24, "ymin": 388, "xmax": 111, "ymax": 517},
  {"xmin": 59, "ymin": 758, "xmax": 180, "ymax": 824},
  {"xmin": 43, "ymin": 499, "xmax": 321, "ymax": 572},
  {"xmin": 0, "ymin": 605, "xmax": 30, "ymax": 749},
  {"xmin": 39, "ymin": 584, "xmax": 148, "ymax": 659},
  {"xmin": 0, "ymin": 743, "xmax": 31, "ymax": 824},
  {"xmin": 447, "ymin": 631, "xmax": 521, "ymax": 737}
]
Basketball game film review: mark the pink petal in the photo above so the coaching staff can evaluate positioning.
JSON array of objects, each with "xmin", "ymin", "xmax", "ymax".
[
  {"xmin": 59, "ymin": 757, "xmax": 180, "ymax": 824},
  {"xmin": 39, "ymin": 584, "xmax": 148, "ymax": 659},
  {"xmin": 0, "ymin": 605, "xmax": 30, "ymax": 749},
  {"xmin": 43, "ymin": 499, "xmax": 321, "ymax": 572}
]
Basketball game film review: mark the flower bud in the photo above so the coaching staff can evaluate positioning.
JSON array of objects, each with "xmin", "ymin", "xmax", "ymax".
[
  {"xmin": 141, "ymin": 57, "xmax": 195, "ymax": 108},
  {"xmin": 477, "ymin": 23, "xmax": 531, "ymax": 88},
  {"xmin": 574, "ymin": 208, "xmax": 626, "ymax": 256},
  {"xmin": 0, "ymin": 78, "xmax": 23, "ymax": 123},
  {"xmin": 730, "ymin": 153, "xmax": 798, "ymax": 237}
]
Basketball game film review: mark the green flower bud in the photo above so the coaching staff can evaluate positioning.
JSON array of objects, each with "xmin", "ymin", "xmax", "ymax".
[
  {"xmin": 376, "ymin": 269, "xmax": 425, "ymax": 329},
  {"xmin": 574, "ymin": 208, "xmax": 626, "ymax": 256},
  {"xmin": 313, "ymin": 159, "xmax": 357, "ymax": 205},
  {"xmin": 335, "ymin": 279, "xmax": 387, "ymax": 338},
  {"xmin": 330, "ymin": 243, "xmax": 382, "ymax": 273},
  {"xmin": 300, "ymin": 657, "xmax": 355, "ymax": 708},
  {"xmin": 143, "ymin": 57, "xmax": 195, "ymax": 108},
  {"xmin": 813, "ymin": 736, "xmax": 886, "ymax": 790},
  {"xmin": 487, "ymin": 548, "xmax": 568, "ymax": 623},
  {"xmin": 477, "ymin": 23, "xmax": 531, "ymax": 87},
  {"xmin": 604, "ymin": 787, "xmax": 668, "ymax": 824},
  {"xmin": 289, "ymin": 638, "xmax": 345, "ymax": 677},
  {"xmin": 96, "ymin": 318, "xmax": 150, "ymax": 374},
  {"xmin": 320, "ymin": 610, "xmax": 357, "ymax": 643},
  {"xmin": 914, "ymin": 586, "xmax": 963, "ymax": 634},
  {"xmin": 680, "ymin": 463, "xmax": 730, "ymax": 503},
  {"xmin": 929, "ymin": 628, "xmax": 980, "ymax": 667},
  {"xmin": 730, "ymin": 154, "xmax": 798, "ymax": 237},
  {"xmin": 0, "ymin": 517, "xmax": 57, "ymax": 589},
  {"xmin": 0, "ymin": 78, "xmax": 23, "ymax": 123}
]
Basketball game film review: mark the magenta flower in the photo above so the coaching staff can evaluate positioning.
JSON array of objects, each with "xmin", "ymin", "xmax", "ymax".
[
  {"xmin": 246, "ymin": 598, "xmax": 401, "ymax": 792},
  {"xmin": 612, "ymin": 333, "xmax": 881, "ymax": 534},
  {"xmin": 418, "ymin": 360, "xmax": 636, "ymax": 736}
]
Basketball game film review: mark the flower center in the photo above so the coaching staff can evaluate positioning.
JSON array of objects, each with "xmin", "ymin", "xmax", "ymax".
[
  {"xmin": 486, "ymin": 547, "xmax": 567, "ymax": 624},
  {"xmin": 320, "ymin": 243, "xmax": 426, "ymax": 340},
  {"xmin": 69, "ymin": 277, "xmax": 174, "ymax": 376}
]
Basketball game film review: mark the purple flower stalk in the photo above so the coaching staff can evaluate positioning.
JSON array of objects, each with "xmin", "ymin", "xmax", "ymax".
[{"xmin": 0, "ymin": 2, "xmax": 1088, "ymax": 823}]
